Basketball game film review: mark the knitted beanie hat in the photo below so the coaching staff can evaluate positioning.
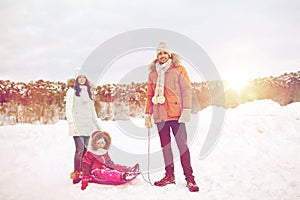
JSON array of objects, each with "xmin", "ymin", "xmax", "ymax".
[
  {"xmin": 156, "ymin": 41, "xmax": 171, "ymax": 57},
  {"xmin": 75, "ymin": 67, "xmax": 87, "ymax": 78}
]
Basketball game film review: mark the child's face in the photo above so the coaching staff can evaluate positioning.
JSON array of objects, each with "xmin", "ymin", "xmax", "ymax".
[{"xmin": 96, "ymin": 138, "xmax": 106, "ymax": 149}]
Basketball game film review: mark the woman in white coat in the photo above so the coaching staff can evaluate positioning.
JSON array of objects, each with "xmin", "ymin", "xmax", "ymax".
[{"xmin": 66, "ymin": 74, "xmax": 101, "ymax": 184}]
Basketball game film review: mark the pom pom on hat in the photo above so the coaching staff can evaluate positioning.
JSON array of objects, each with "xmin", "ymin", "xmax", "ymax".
[
  {"xmin": 75, "ymin": 67, "xmax": 86, "ymax": 78},
  {"xmin": 156, "ymin": 41, "xmax": 171, "ymax": 57}
]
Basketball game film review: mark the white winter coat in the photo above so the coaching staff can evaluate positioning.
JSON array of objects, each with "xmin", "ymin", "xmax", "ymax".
[{"xmin": 65, "ymin": 88, "xmax": 101, "ymax": 136}]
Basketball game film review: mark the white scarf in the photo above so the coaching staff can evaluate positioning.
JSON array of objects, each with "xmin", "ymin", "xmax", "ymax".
[
  {"xmin": 87, "ymin": 137, "xmax": 108, "ymax": 156},
  {"xmin": 79, "ymin": 85, "xmax": 91, "ymax": 102},
  {"xmin": 152, "ymin": 59, "xmax": 172, "ymax": 104},
  {"xmin": 88, "ymin": 147, "xmax": 108, "ymax": 156}
]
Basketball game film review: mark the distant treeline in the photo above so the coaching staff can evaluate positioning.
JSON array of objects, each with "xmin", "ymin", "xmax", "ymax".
[{"xmin": 1, "ymin": 71, "xmax": 300, "ymax": 125}]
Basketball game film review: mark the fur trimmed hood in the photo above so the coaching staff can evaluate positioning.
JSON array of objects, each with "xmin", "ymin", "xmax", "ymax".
[
  {"xmin": 149, "ymin": 53, "xmax": 181, "ymax": 71},
  {"xmin": 90, "ymin": 130, "xmax": 112, "ymax": 151}
]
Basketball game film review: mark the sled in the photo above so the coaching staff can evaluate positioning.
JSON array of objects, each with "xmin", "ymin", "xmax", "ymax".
[{"xmin": 88, "ymin": 172, "xmax": 140, "ymax": 185}]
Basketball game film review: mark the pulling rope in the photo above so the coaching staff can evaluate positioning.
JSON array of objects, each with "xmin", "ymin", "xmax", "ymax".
[{"xmin": 141, "ymin": 127, "xmax": 154, "ymax": 186}]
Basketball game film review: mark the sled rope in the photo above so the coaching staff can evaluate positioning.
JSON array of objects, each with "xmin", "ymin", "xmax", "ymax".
[{"xmin": 141, "ymin": 127, "xmax": 154, "ymax": 186}]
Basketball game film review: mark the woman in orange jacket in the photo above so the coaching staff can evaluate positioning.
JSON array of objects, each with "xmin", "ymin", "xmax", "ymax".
[{"xmin": 144, "ymin": 42, "xmax": 199, "ymax": 192}]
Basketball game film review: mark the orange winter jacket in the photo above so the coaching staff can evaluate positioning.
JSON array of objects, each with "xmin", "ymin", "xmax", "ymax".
[{"xmin": 145, "ymin": 54, "xmax": 192, "ymax": 123}]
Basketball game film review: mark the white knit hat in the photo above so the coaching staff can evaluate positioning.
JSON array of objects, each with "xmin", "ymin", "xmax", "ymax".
[
  {"xmin": 75, "ymin": 67, "xmax": 86, "ymax": 78},
  {"xmin": 156, "ymin": 41, "xmax": 171, "ymax": 57}
]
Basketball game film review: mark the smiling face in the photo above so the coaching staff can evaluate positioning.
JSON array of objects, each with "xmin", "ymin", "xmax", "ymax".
[
  {"xmin": 77, "ymin": 75, "xmax": 87, "ymax": 85},
  {"xmin": 157, "ymin": 51, "xmax": 170, "ymax": 64},
  {"xmin": 95, "ymin": 137, "xmax": 106, "ymax": 149},
  {"xmin": 91, "ymin": 131, "xmax": 111, "ymax": 151}
]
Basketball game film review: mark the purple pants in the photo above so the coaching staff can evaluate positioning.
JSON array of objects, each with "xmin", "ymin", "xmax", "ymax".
[
  {"xmin": 73, "ymin": 136, "xmax": 90, "ymax": 172},
  {"xmin": 157, "ymin": 120, "xmax": 194, "ymax": 181}
]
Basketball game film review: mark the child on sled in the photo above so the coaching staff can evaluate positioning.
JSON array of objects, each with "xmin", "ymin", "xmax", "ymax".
[{"xmin": 80, "ymin": 130, "xmax": 140, "ymax": 190}]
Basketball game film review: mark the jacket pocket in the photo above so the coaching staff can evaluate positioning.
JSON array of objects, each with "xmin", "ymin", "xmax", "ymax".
[
  {"xmin": 153, "ymin": 104, "xmax": 167, "ymax": 122},
  {"xmin": 167, "ymin": 101, "xmax": 181, "ymax": 117}
]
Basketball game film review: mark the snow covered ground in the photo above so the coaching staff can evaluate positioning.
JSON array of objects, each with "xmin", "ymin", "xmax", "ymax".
[{"xmin": 0, "ymin": 100, "xmax": 300, "ymax": 200}]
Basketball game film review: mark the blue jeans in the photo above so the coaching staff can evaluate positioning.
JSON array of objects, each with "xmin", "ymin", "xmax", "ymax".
[
  {"xmin": 157, "ymin": 120, "xmax": 194, "ymax": 181},
  {"xmin": 73, "ymin": 136, "xmax": 90, "ymax": 172}
]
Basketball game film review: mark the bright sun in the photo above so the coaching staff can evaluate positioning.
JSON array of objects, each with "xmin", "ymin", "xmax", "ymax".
[{"xmin": 225, "ymin": 77, "xmax": 249, "ymax": 91}]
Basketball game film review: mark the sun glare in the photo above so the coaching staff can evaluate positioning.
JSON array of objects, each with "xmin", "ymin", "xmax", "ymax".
[{"xmin": 225, "ymin": 77, "xmax": 249, "ymax": 92}]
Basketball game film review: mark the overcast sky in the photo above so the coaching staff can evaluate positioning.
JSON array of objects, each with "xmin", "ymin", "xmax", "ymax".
[{"xmin": 0, "ymin": 0, "xmax": 299, "ymax": 84}]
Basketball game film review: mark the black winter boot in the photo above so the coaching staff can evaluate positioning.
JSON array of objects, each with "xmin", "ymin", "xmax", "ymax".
[{"xmin": 154, "ymin": 174, "xmax": 175, "ymax": 186}]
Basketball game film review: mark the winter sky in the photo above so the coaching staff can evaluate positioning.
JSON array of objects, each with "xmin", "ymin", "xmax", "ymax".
[{"xmin": 0, "ymin": 0, "xmax": 299, "ymax": 84}]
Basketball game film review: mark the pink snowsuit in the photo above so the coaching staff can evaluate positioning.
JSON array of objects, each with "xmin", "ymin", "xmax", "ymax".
[{"xmin": 82, "ymin": 151, "xmax": 130, "ymax": 182}]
